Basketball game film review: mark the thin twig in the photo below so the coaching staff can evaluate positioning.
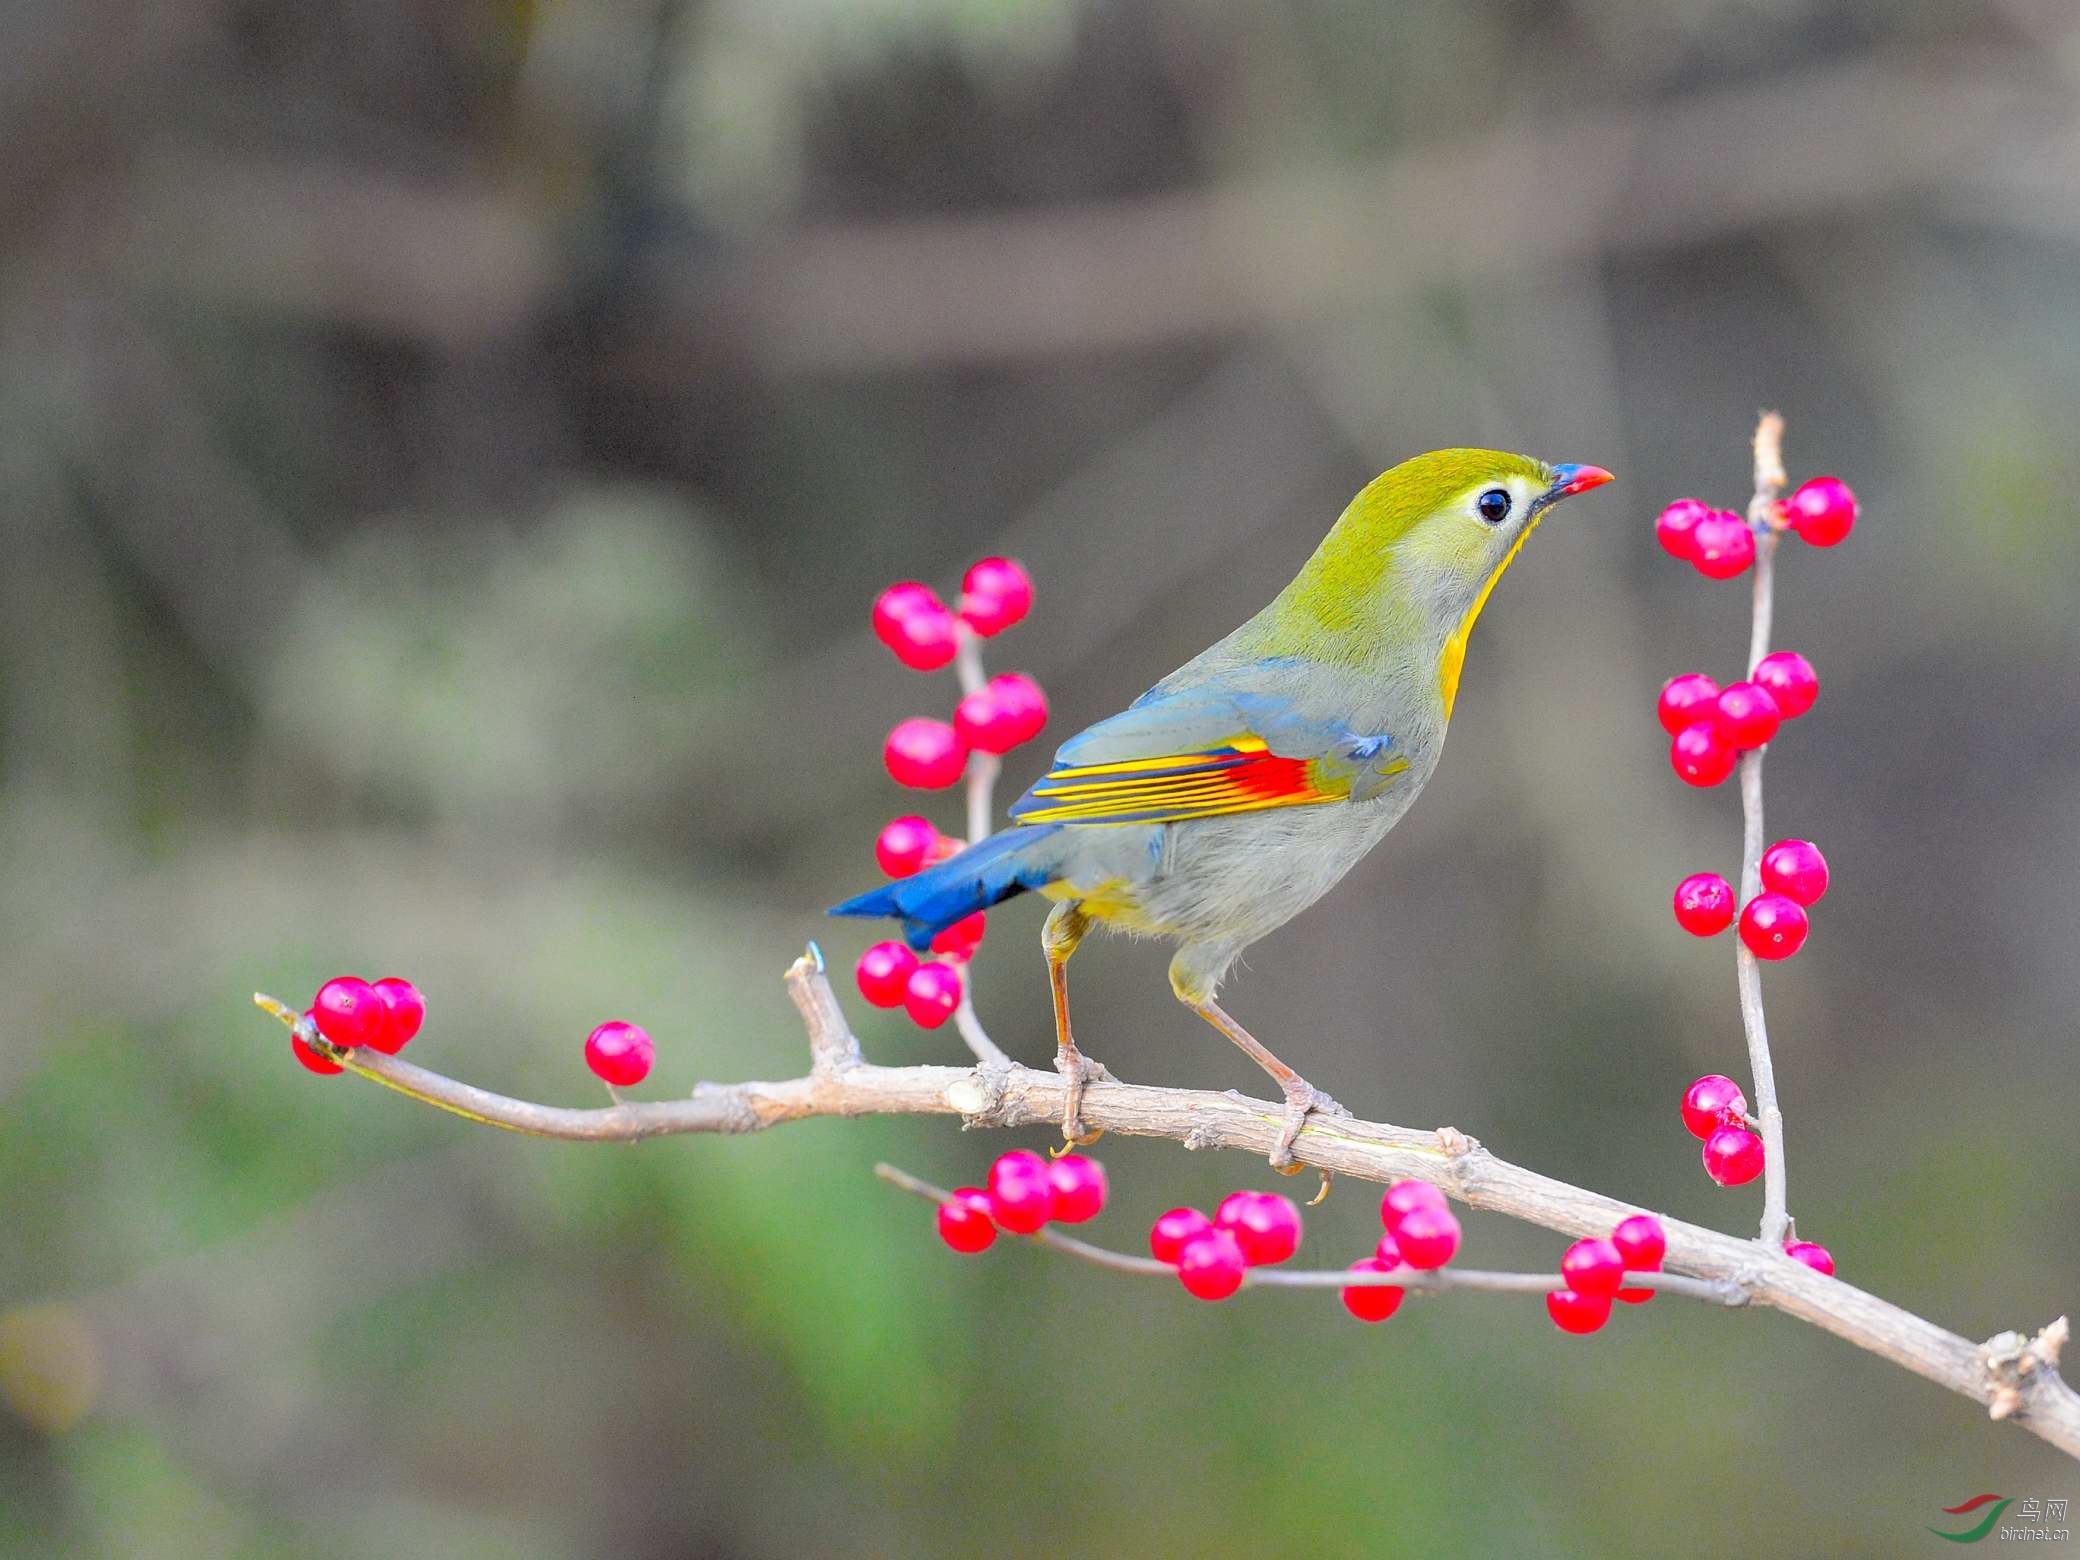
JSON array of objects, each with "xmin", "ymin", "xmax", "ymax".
[
  {"xmin": 253, "ymin": 964, "xmax": 2080, "ymax": 1461},
  {"xmin": 872, "ymin": 1163, "xmax": 1745, "ymax": 1303},
  {"xmin": 1739, "ymin": 411, "xmax": 1791, "ymax": 1247},
  {"xmin": 947, "ymin": 622, "xmax": 1012, "ymax": 1070}
]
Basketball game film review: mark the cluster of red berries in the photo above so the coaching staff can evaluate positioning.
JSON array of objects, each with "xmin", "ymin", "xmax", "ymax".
[
  {"xmin": 1338, "ymin": 1179, "xmax": 1467, "ymax": 1322},
  {"xmin": 1654, "ymin": 477, "xmax": 1857, "ymax": 579},
  {"xmin": 1148, "ymin": 1188, "xmax": 1306, "ymax": 1300},
  {"xmin": 857, "ymin": 814, "xmax": 983, "ymax": 1027},
  {"xmin": 936, "ymin": 1150, "xmax": 1109, "ymax": 1251},
  {"xmin": 1672, "ymin": 837, "xmax": 1830, "ymax": 961},
  {"xmin": 584, "ymin": 1020, "xmax": 654, "ymax": 1087},
  {"xmin": 873, "ymin": 559, "xmax": 1048, "ymax": 788},
  {"xmin": 1680, "ymin": 1074, "xmax": 1763, "ymax": 1186},
  {"xmin": 291, "ymin": 975, "xmax": 425, "ymax": 1073},
  {"xmin": 1658, "ymin": 653, "xmax": 1819, "ymax": 788},
  {"xmin": 1545, "ymin": 1214, "xmax": 1667, "ymax": 1333}
]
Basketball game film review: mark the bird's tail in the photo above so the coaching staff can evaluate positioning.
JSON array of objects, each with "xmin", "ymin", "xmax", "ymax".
[{"xmin": 828, "ymin": 823, "xmax": 1065, "ymax": 950}]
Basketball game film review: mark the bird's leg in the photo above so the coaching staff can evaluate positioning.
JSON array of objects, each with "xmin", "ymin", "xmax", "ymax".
[
  {"xmin": 1043, "ymin": 900, "xmax": 1107, "ymax": 1147},
  {"xmin": 1187, "ymin": 996, "xmax": 1350, "ymax": 1169}
]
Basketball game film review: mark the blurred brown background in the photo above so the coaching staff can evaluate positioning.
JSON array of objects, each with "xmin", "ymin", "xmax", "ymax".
[{"xmin": 4, "ymin": 0, "xmax": 2079, "ymax": 1554}]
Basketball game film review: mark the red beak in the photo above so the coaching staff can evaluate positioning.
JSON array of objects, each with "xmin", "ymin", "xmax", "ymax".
[{"xmin": 1548, "ymin": 463, "xmax": 1615, "ymax": 498}]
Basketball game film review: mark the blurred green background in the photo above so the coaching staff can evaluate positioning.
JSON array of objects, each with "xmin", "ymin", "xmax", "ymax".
[{"xmin": 4, "ymin": 0, "xmax": 2079, "ymax": 1554}]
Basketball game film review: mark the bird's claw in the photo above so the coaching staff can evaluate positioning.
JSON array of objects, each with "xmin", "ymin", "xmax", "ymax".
[
  {"xmin": 1266, "ymin": 1083, "xmax": 1349, "ymax": 1170},
  {"xmin": 1054, "ymin": 1046, "xmax": 1112, "ymax": 1146}
]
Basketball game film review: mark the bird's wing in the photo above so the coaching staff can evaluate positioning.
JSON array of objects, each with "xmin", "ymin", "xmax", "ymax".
[{"xmin": 1010, "ymin": 682, "xmax": 1404, "ymax": 826}]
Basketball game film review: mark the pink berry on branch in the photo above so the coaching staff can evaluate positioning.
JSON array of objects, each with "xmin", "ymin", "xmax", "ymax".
[
  {"xmin": 1546, "ymin": 1288, "xmax": 1613, "ymax": 1334},
  {"xmin": 1214, "ymin": 1190, "xmax": 1303, "ymax": 1267},
  {"xmin": 855, "ymin": 941, "xmax": 919, "ymax": 1008},
  {"xmin": 985, "ymin": 1150, "xmax": 1057, "ymax": 1234},
  {"xmin": 1174, "ymin": 1230, "xmax": 1248, "ymax": 1301},
  {"xmin": 873, "ymin": 583, "xmax": 959, "ymax": 671},
  {"xmin": 1670, "ymin": 721, "xmax": 1737, "ymax": 788},
  {"xmin": 883, "ymin": 718, "xmax": 968, "ymax": 789},
  {"xmin": 1611, "ymin": 1213, "xmax": 1667, "ymax": 1305},
  {"xmin": 367, "ymin": 977, "xmax": 425, "ymax": 1055},
  {"xmin": 1045, "ymin": 1154, "xmax": 1108, "ymax": 1224},
  {"xmin": 1341, "ymin": 1258, "xmax": 1406, "ymax": 1322},
  {"xmin": 1655, "ymin": 499, "xmax": 1711, "ymax": 561},
  {"xmin": 1392, "ymin": 1205, "xmax": 1462, "ymax": 1270},
  {"xmin": 1785, "ymin": 1239, "xmax": 1836, "ymax": 1276},
  {"xmin": 1657, "ymin": 673, "xmax": 1722, "ymax": 735},
  {"xmin": 291, "ymin": 1014, "xmax": 343, "ymax": 1075},
  {"xmin": 929, "ymin": 912, "xmax": 987, "ymax": 959},
  {"xmin": 1712, "ymin": 681, "xmax": 1781, "ymax": 751},
  {"xmin": 1760, "ymin": 839, "xmax": 1830, "ymax": 906},
  {"xmin": 958, "ymin": 557, "xmax": 1034, "ymax": 637},
  {"xmin": 875, "ymin": 815, "xmax": 942, "ymax": 878},
  {"xmin": 953, "ymin": 686, "xmax": 1026, "ymax": 755},
  {"xmin": 1380, "ymin": 1178, "xmax": 1447, "ymax": 1233},
  {"xmin": 1690, "ymin": 510, "xmax": 1755, "ymax": 580},
  {"xmin": 1739, "ymin": 892, "xmax": 1810, "ymax": 960},
  {"xmin": 1781, "ymin": 476, "xmax": 1857, "ymax": 547},
  {"xmin": 1149, "ymin": 1207, "xmax": 1215, "ymax": 1263},
  {"xmin": 937, "ymin": 1189, "xmax": 998, "ymax": 1254},
  {"xmin": 312, "ymin": 976, "xmax": 385, "ymax": 1049},
  {"xmin": 1374, "ymin": 1231, "xmax": 1403, "ymax": 1266},
  {"xmin": 585, "ymin": 1021, "xmax": 654, "ymax": 1087},
  {"xmin": 1680, "ymin": 1074, "xmax": 1748, "ymax": 1140},
  {"xmin": 1673, "ymin": 873, "xmax": 1736, "ymax": 937},
  {"xmin": 1560, "ymin": 1237, "xmax": 1627, "ymax": 1300},
  {"xmin": 902, "ymin": 961, "xmax": 963, "ymax": 1028},
  {"xmin": 1702, "ymin": 1123, "xmax": 1766, "ymax": 1186},
  {"xmin": 1752, "ymin": 651, "xmax": 1819, "ymax": 719},
  {"xmin": 984, "ymin": 673, "xmax": 1049, "ymax": 746}
]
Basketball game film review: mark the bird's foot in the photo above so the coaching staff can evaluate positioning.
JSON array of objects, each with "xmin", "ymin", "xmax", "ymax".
[
  {"xmin": 1053, "ymin": 1045, "xmax": 1113, "ymax": 1147},
  {"xmin": 1266, "ymin": 1080, "xmax": 1350, "ymax": 1170}
]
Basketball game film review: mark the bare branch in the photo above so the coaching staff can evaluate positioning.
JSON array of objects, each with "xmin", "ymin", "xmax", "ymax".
[{"xmin": 253, "ymin": 968, "xmax": 2080, "ymax": 1461}]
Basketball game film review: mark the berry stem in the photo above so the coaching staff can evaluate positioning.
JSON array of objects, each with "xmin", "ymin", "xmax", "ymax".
[
  {"xmin": 873, "ymin": 1163, "xmax": 1744, "ymax": 1303},
  {"xmin": 1740, "ymin": 411, "xmax": 1791, "ymax": 1249},
  {"xmin": 948, "ymin": 623, "xmax": 1014, "ymax": 1071}
]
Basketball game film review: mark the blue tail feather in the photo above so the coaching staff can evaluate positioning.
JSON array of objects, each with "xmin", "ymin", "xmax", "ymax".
[{"xmin": 828, "ymin": 824, "xmax": 1063, "ymax": 950}]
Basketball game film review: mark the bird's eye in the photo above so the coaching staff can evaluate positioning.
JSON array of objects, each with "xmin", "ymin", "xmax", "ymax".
[{"xmin": 1477, "ymin": 488, "xmax": 1512, "ymax": 524}]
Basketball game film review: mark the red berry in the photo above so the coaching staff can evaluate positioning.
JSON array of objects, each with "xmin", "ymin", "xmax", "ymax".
[
  {"xmin": 1546, "ymin": 1288, "xmax": 1613, "ymax": 1334},
  {"xmin": 291, "ymin": 1013, "xmax": 343, "ymax": 1075},
  {"xmin": 585, "ymin": 1021, "xmax": 653, "ymax": 1087},
  {"xmin": 984, "ymin": 673, "xmax": 1048, "ymax": 746},
  {"xmin": 883, "ymin": 718, "xmax": 968, "ymax": 789},
  {"xmin": 1753, "ymin": 651, "xmax": 1819, "ymax": 719},
  {"xmin": 1680, "ymin": 1074, "xmax": 1748, "ymax": 1140},
  {"xmin": 875, "ymin": 815, "xmax": 941, "ymax": 878},
  {"xmin": 1713, "ymin": 681, "xmax": 1781, "ymax": 750},
  {"xmin": 1380, "ymin": 1178, "xmax": 1447, "ymax": 1232},
  {"xmin": 1340, "ymin": 1258, "xmax": 1406, "ymax": 1322},
  {"xmin": 937, "ymin": 1188, "xmax": 998, "ymax": 1253},
  {"xmin": 1760, "ymin": 839, "xmax": 1830, "ymax": 906},
  {"xmin": 855, "ymin": 941, "xmax": 919, "ymax": 1008},
  {"xmin": 1374, "ymin": 1231, "xmax": 1403, "ymax": 1266},
  {"xmin": 1670, "ymin": 721, "xmax": 1736, "ymax": 787},
  {"xmin": 1393, "ymin": 1205, "xmax": 1461, "ymax": 1270},
  {"xmin": 1673, "ymin": 873, "xmax": 1736, "ymax": 936},
  {"xmin": 1657, "ymin": 673, "xmax": 1722, "ymax": 735},
  {"xmin": 958, "ymin": 557, "xmax": 1034, "ymax": 637},
  {"xmin": 1174, "ymin": 1229, "xmax": 1247, "ymax": 1301},
  {"xmin": 902, "ymin": 961, "xmax": 963, "ymax": 1028},
  {"xmin": 1149, "ymin": 1206, "xmax": 1214, "ymax": 1263},
  {"xmin": 1739, "ymin": 892, "xmax": 1810, "ymax": 960},
  {"xmin": 1785, "ymin": 1239, "xmax": 1836, "ymax": 1276},
  {"xmin": 1045, "ymin": 1154, "xmax": 1107, "ymax": 1224},
  {"xmin": 929, "ymin": 911, "xmax": 987, "ymax": 959},
  {"xmin": 872, "ymin": 583, "xmax": 955, "ymax": 666},
  {"xmin": 1214, "ymin": 1190, "xmax": 1303, "ymax": 1267},
  {"xmin": 890, "ymin": 607, "xmax": 960, "ymax": 671},
  {"xmin": 926, "ymin": 832, "xmax": 965, "ymax": 865},
  {"xmin": 312, "ymin": 976, "xmax": 385, "ymax": 1049},
  {"xmin": 985, "ymin": 1150, "xmax": 1057, "ymax": 1234},
  {"xmin": 1655, "ymin": 499, "xmax": 1710, "ymax": 561},
  {"xmin": 953, "ymin": 687, "xmax": 1026, "ymax": 755},
  {"xmin": 366, "ymin": 977, "xmax": 425, "ymax": 1055},
  {"xmin": 1782, "ymin": 476, "xmax": 1857, "ymax": 547},
  {"xmin": 1690, "ymin": 510, "xmax": 1755, "ymax": 579},
  {"xmin": 1561, "ymin": 1237, "xmax": 1626, "ymax": 1299},
  {"xmin": 1611, "ymin": 1213, "xmax": 1666, "ymax": 1305},
  {"xmin": 1702, "ymin": 1123, "xmax": 1765, "ymax": 1186}
]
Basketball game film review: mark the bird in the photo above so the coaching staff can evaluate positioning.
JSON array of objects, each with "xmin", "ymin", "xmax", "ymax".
[{"xmin": 831, "ymin": 450, "xmax": 1613, "ymax": 1166}]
